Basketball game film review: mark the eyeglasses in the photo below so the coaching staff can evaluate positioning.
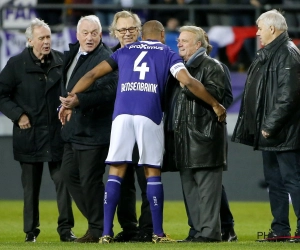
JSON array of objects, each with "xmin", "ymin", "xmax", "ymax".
[{"xmin": 116, "ymin": 27, "xmax": 137, "ymax": 34}]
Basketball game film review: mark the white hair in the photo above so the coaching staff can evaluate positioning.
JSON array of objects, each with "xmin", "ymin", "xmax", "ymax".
[
  {"xmin": 256, "ymin": 9, "xmax": 288, "ymax": 31},
  {"xmin": 77, "ymin": 15, "xmax": 102, "ymax": 33},
  {"xmin": 179, "ymin": 26, "xmax": 208, "ymax": 49},
  {"xmin": 25, "ymin": 18, "xmax": 51, "ymax": 47}
]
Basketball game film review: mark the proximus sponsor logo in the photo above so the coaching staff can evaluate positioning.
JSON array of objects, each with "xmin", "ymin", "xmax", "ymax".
[{"xmin": 129, "ymin": 43, "xmax": 163, "ymax": 50}]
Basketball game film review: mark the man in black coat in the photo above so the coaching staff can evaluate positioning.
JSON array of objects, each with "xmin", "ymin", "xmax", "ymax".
[
  {"xmin": 59, "ymin": 15, "xmax": 118, "ymax": 243},
  {"xmin": 232, "ymin": 10, "xmax": 300, "ymax": 242},
  {"xmin": 164, "ymin": 25, "xmax": 226, "ymax": 242},
  {"xmin": 0, "ymin": 18, "xmax": 75, "ymax": 242}
]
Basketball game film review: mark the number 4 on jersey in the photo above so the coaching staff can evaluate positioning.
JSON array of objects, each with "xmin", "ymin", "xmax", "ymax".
[{"xmin": 134, "ymin": 51, "xmax": 149, "ymax": 80}]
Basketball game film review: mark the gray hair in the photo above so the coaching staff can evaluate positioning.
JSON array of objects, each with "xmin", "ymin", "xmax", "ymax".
[
  {"xmin": 25, "ymin": 18, "xmax": 50, "ymax": 47},
  {"xmin": 256, "ymin": 9, "xmax": 288, "ymax": 31},
  {"xmin": 179, "ymin": 26, "xmax": 208, "ymax": 49},
  {"xmin": 109, "ymin": 10, "xmax": 142, "ymax": 38},
  {"xmin": 77, "ymin": 15, "xmax": 102, "ymax": 33}
]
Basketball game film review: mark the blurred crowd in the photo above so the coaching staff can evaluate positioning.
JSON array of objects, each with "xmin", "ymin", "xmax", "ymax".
[
  {"xmin": 36, "ymin": 0, "xmax": 300, "ymax": 29},
  {"xmin": 36, "ymin": 0, "xmax": 300, "ymax": 71}
]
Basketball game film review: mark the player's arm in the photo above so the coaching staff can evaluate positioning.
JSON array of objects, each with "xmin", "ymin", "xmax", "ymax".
[
  {"xmin": 176, "ymin": 67, "xmax": 226, "ymax": 122},
  {"xmin": 70, "ymin": 60, "xmax": 113, "ymax": 94}
]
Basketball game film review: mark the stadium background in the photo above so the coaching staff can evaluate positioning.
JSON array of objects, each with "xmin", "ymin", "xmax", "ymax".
[{"xmin": 1, "ymin": 0, "xmax": 298, "ymax": 202}]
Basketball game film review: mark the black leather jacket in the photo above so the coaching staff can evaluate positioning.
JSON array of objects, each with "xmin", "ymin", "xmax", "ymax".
[
  {"xmin": 164, "ymin": 48, "xmax": 226, "ymax": 170},
  {"xmin": 231, "ymin": 31, "xmax": 300, "ymax": 151}
]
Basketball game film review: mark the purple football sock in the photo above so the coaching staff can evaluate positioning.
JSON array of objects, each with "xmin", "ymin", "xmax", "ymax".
[
  {"xmin": 147, "ymin": 176, "xmax": 164, "ymax": 236},
  {"xmin": 103, "ymin": 175, "xmax": 123, "ymax": 236}
]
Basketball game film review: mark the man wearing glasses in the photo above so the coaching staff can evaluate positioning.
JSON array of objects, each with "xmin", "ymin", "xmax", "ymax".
[{"xmin": 60, "ymin": 20, "xmax": 226, "ymax": 244}]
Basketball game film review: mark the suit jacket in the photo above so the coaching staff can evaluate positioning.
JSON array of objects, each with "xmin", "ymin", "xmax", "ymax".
[{"xmin": 60, "ymin": 41, "xmax": 118, "ymax": 146}]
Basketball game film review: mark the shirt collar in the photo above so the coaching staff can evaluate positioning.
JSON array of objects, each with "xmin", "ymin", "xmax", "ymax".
[{"xmin": 77, "ymin": 49, "xmax": 88, "ymax": 60}]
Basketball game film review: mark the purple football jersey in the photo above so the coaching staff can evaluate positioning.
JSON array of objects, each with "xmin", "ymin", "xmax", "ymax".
[{"xmin": 111, "ymin": 40, "xmax": 184, "ymax": 124}]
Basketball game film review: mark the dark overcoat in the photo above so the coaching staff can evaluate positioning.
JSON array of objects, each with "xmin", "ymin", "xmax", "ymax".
[{"xmin": 0, "ymin": 48, "xmax": 64, "ymax": 162}]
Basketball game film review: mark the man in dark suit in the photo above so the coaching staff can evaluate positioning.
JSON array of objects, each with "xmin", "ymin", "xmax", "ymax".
[{"xmin": 59, "ymin": 15, "xmax": 118, "ymax": 243}]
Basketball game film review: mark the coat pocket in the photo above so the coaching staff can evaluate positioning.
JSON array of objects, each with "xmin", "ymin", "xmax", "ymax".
[
  {"xmin": 192, "ymin": 104, "xmax": 215, "ymax": 140},
  {"xmin": 13, "ymin": 126, "xmax": 36, "ymax": 154}
]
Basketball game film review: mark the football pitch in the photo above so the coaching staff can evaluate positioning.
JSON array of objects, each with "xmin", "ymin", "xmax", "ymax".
[{"xmin": 0, "ymin": 200, "xmax": 299, "ymax": 249}]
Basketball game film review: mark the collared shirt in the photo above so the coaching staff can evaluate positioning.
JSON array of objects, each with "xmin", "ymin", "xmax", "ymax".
[
  {"xmin": 77, "ymin": 49, "xmax": 88, "ymax": 61},
  {"xmin": 66, "ymin": 49, "xmax": 88, "ymax": 89}
]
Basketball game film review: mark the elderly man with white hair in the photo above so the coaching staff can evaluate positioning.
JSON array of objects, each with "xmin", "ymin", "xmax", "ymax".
[
  {"xmin": 0, "ymin": 18, "xmax": 75, "ymax": 242},
  {"xmin": 232, "ymin": 9, "xmax": 300, "ymax": 243}
]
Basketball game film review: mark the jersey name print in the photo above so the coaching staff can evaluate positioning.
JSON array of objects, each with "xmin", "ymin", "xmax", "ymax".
[
  {"xmin": 111, "ymin": 40, "xmax": 184, "ymax": 125},
  {"xmin": 121, "ymin": 82, "xmax": 158, "ymax": 93}
]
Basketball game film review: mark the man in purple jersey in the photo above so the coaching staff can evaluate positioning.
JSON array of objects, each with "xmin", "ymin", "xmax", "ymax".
[
  {"xmin": 110, "ymin": 11, "xmax": 153, "ymax": 243},
  {"xmin": 59, "ymin": 20, "xmax": 226, "ymax": 244}
]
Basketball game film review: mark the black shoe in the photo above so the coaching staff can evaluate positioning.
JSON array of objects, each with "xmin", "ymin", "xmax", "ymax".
[
  {"xmin": 185, "ymin": 235, "xmax": 194, "ymax": 241},
  {"xmin": 60, "ymin": 230, "xmax": 77, "ymax": 242},
  {"xmin": 130, "ymin": 230, "xmax": 152, "ymax": 242},
  {"xmin": 113, "ymin": 230, "xmax": 139, "ymax": 242},
  {"xmin": 25, "ymin": 228, "xmax": 40, "ymax": 242},
  {"xmin": 256, "ymin": 229, "xmax": 290, "ymax": 242},
  {"xmin": 290, "ymin": 230, "xmax": 300, "ymax": 243},
  {"xmin": 177, "ymin": 235, "xmax": 194, "ymax": 243},
  {"xmin": 180, "ymin": 235, "xmax": 220, "ymax": 243},
  {"xmin": 74, "ymin": 230, "xmax": 99, "ymax": 243},
  {"xmin": 222, "ymin": 228, "xmax": 238, "ymax": 242},
  {"xmin": 191, "ymin": 236, "xmax": 220, "ymax": 242}
]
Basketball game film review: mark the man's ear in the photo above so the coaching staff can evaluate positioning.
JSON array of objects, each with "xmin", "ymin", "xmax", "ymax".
[
  {"xmin": 161, "ymin": 30, "xmax": 165, "ymax": 44},
  {"xmin": 270, "ymin": 25, "xmax": 275, "ymax": 34}
]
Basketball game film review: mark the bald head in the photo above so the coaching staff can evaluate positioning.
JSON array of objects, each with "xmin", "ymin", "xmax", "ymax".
[{"xmin": 142, "ymin": 20, "xmax": 165, "ymax": 43}]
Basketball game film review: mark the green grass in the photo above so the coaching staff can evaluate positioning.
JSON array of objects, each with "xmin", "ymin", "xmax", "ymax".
[{"xmin": 0, "ymin": 200, "xmax": 299, "ymax": 249}]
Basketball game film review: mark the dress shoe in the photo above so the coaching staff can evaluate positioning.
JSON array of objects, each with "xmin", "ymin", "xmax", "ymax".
[
  {"xmin": 113, "ymin": 230, "xmax": 139, "ymax": 242},
  {"xmin": 60, "ymin": 230, "xmax": 77, "ymax": 242},
  {"xmin": 290, "ymin": 230, "xmax": 300, "ymax": 243},
  {"xmin": 191, "ymin": 236, "xmax": 220, "ymax": 242},
  {"xmin": 25, "ymin": 228, "xmax": 40, "ymax": 242},
  {"xmin": 256, "ymin": 229, "xmax": 290, "ymax": 242},
  {"xmin": 177, "ymin": 235, "xmax": 194, "ymax": 242},
  {"xmin": 222, "ymin": 227, "xmax": 238, "ymax": 242},
  {"xmin": 130, "ymin": 230, "xmax": 152, "ymax": 242},
  {"xmin": 185, "ymin": 235, "xmax": 194, "ymax": 240},
  {"xmin": 74, "ymin": 230, "xmax": 99, "ymax": 243},
  {"xmin": 181, "ymin": 235, "xmax": 220, "ymax": 243}
]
